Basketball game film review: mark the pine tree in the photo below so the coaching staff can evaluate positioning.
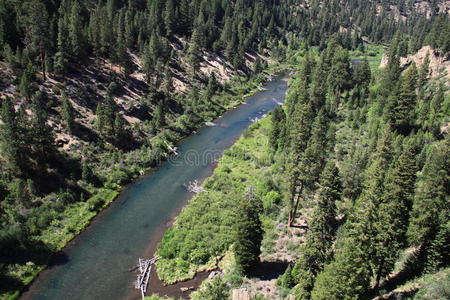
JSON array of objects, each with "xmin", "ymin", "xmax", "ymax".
[
  {"xmin": 19, "ymin": 63, "xmax": 34, "ymax": 101},
  {"xmin": 287, "ymin": 99, "xmax": 314, "ymax": 226},
  {"xmin": 285, "ymin": 75, "xmax": 314, "ymax": 226},
  {"xmin": 293, "ymin": 161, "xmax": 341, "ymax": 300},
  {"xmin": 234, "ymin": 189, "xmax": 263, "ymax": 275},
  {"xmin": 61, "ymin": 93, "xmax": 76, "ymax": 134},
  {"xmin": 29, "ymin": 92, "xmax": 55, "ymax": 168},
  {"xmin": 20, "ymin": 0, "xmax": 50, "ymax": 81},
  {"xmin": 407, "ymin": 136, "xmax": 449, "ymax": 268},
  {"xmin": 56, "ymin": 16, "xmax": 70, "ymax": 74},
  {"xmin": 269, "ymin": 106, "xmax": 286, "ymax": 151},
  {"xmin": 372, "ymin": 138, "xmax": 419, "ymax": 287},
  {"xmin": 188, "ymin": 30, "xmax": 202, "ymax": 76},
  {"xmin": 387, "ymin": 63, "xmax": 418, "ymax": 134},
  {"xmin": 313, "ymin": 127, "xmax": 393, "ymax": 299},
  {"xmin": 69, "ymin": 1, "xmax": 86, "ymax": 59},
  {"xmin": 164, "ymin": 0, "xmax": 175, "ymax": 37},
  {"xmin": 278, "ymin": 264, "xmax": 295, "ymax": 288},
  {"xmin": 353, "ymin": 57, "xmax": 371, "ymax": 88},
  {"xmin": 0, "ymin": 97, "xmax": 23, "ymax": 175},
  {"xmin": 297, "ymin": 109, "xmax": 330, "ymax": 193},
  {"xmin": 311, "ymin": 236, "xmax": 371, "ymax": 300},
  {"xmin": 114, "ymin": 114, "xmax": 128, "ymax": 148}
]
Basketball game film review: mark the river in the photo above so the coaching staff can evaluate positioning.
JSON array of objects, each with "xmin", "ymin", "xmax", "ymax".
[{"xmin": 21, "ymin": 74, "xmax": 288, "ymax": 300}]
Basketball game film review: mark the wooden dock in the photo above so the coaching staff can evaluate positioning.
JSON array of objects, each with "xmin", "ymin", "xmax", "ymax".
[{"xmin": 134, "ymin": 257, "xmax": 158, "ymax": 299}]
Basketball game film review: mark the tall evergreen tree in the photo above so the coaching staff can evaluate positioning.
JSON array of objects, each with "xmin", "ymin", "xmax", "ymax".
[
  {"xmin": 387, "ymin": 63, "xmax": 418, "ymax": 134},
  {"xmin": 293, "ymin": 161, "xmax": 342, "ymax": 300},
  {"xmin": 269, "ymin": 106, "xmax": 286, "ymax": 151},
  {"xmin": 407, "ymin": 135, "xmax": 450, "ymax": 271},
  {"xmin": 20, "ymin": 0, "xmax": 50, "ymax": 81},
  {"xmin": 372, "ymin": 138, "xmax": 419, "ymax": 287},
  {"xmin": 0, "ymin": 97, "xmax": 24, "ymax": 175},
  {"xmin": 234, "ymin": 189, "xmax": 263, "ymax": 275},
  {"xmin": 61, "ymin": 93, "xmax": 76, "ymax": 134}
]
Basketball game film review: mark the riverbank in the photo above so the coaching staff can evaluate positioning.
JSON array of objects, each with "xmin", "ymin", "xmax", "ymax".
[
  {"xmin": 9, "ymin": 68, "xmax": 292, "ymax": 299},
  {"xmin": 154, "ymin": 106, "xmax": 287, "ymax": 285}
]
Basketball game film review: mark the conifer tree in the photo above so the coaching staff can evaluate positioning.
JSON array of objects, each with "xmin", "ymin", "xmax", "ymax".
[
  {"xmin": 114, "ymin": 114, "xmax": 128, "ymax": 148},
  {"xmin": 269, "ymin": 106, "xmax": 286, "ymax": 151},
  {"xmin": 234, "ymin": 189, "xmax": 263, "ymax": 275},
  {"xmin": 311, "ymin": 236, "xmax": 371, "ymax": 300},
  {"xmin": 407, "ymin": 135, "xmax": 450, "ymax": 271},
  {"xmin": 61, "ymin": 93, "xmax": 76, "ymax": 134},
  {"xmin": 353, "ymin": 57, "xmax": 371, "ymax": 88},
  {"xmin": 387, "ymin": 63, "xmax": 418, "ymax": 134},
  {"xmin": 297, "ymin": 109, "xmax": 330, "ymax": 193},
  {"xmin": 287, "ymin": 99, "xmax": 314, "ymax": 226},
  {"xmin": 20, "ymin": 0, "xmax": 50, "ymax": 81},
  {"xmin": 164, "ymin": 0, "xmax": 175, "ymax": 37},
  {"xmin": 69, "ymin": 1, "xmax": 86, "ymax": 59},
  {"xmin": 56, "ymin": 15, "xmax": 70, "ymax": 74},
  {"xmin": 293, "ymin": 161, "xmax": 341, "ymax": 300},
  {"xmin": 0, "ymin": 97, "xmax": 23, "ymax": 175},
  {"xmin": 30, "ymin": 92, "xmax": 55, "ymax": 167},
  {"xmin": 19, "ymin": 63, "xmax": 34, "ymax": 101},
  {"xmin": 372, "ymin": 138, "xmax": 419, "ymax": 287},
  {"xmin": 313, "ymin": 127, "xmax": 393, "ymax": 299}
]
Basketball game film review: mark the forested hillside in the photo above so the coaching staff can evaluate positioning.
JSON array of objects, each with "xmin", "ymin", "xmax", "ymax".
[
  {"xmin": 151, "ymin": 34, "xmax": 449, "ymax": 299},
  {"xmin": 1, "ymin": 0, "xmax": 450, "ymax": 299}
]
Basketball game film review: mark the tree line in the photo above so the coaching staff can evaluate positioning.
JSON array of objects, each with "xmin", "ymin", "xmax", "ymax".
[{"xmin": 270, "ymin": 37, "xmax": 449, "ymax": 299}]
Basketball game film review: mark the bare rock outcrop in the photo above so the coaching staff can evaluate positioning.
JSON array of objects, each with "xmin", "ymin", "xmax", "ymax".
[
  {"xmin": 380, "ymin": 45, "xmax": 450, "ymax": 81},
  {"xmin": 232, "ymin": 289, "xmax": 251, "ymax": 300}
]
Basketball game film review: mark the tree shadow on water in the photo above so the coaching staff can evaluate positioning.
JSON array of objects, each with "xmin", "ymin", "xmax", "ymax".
[
  {"xmin": 47, "ymin": 251, "xmax": 69, "ymax": 268},
  {"xmin": 249, "ymin": 261, "xmax": 291, "ymax": 281},
  {"xmin": 0, "ymin": 229, "xmax": 70, "ymax": 295}
]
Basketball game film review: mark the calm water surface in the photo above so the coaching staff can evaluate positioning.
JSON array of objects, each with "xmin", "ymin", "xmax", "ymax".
[{"xmin": 22, "ymin": 74, "xmax": 288, "ymax": 300}]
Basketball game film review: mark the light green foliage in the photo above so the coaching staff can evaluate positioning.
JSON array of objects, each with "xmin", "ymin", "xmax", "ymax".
[
  {"xmin": 191, "ymin": 276, "xmax": 230, "ymax": 300},
  {"xmin": 156, "ymin": 118, "xmax": 280, "ymax": 283}
]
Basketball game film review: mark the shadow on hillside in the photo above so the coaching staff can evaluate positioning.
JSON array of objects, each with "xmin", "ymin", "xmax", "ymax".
[
  {"xmin": 0, "ymin": 236, "xmax": 55, "ymax": 267},
  {"xmin": 368, "ymin": 247, "xmax": 427, "ymax": 299},
  {"xmin": 249, "ymin": 261, "xmax": 291, "ymax": 281},
  {"xmin": 0, "ymin": 272, "xmax": 24, "ymax": 294}
]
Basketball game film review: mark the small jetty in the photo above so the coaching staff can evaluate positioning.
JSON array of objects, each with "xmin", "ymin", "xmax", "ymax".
[{"xmin": 134, "ymin": 256, "xmax": 159, "ymax": 299}]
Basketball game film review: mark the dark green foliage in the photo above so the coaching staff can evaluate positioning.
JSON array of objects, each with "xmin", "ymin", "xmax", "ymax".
[
  {"xmin": 387, "ymin": 63, "xmax": 418, "ymax": 134},
  {"xmin": 269, "ymin": 106, "xmax": 286, "ymax": 151},
  {"xmin": 0, "ymin": 97, "xmax": 25, "ymax": 175},
  {"xmin": 372, "ymin": 138, "xmax": 419, "ymax": 286},
  {"xmin": 292, "ymin": 161, "xmax": 341, "ymax": 299},
  {"xmin": 19, "ymin": 0, "xmax": 50, "ymax": 80},
  {"xmin": 353, "ymin": 57, "xmax": 371, "ymax": 88},
  {"xmin": 278, "ymin": 264, "xmax": 295, "ymax": 288},
  {"xmin": 61, "ymin": 93, "xmax": 76, "ymax": 134},
  {"xmin": 408, "ymin": 135, "xmax": 450, "ymax": 272},
  {"xmin": 311, "ymin": 236, "xmax": 371, "ymax": 300},
  {"xmin": 234, "ymin": 189, "xmax": 264, "ymax": 275}
]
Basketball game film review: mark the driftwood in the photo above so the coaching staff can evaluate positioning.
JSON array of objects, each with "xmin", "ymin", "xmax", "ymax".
[
  {"xmin": 183, "ymin": 180, "xmax": 204, "ymax": 193},
  {"xmin": 134, "ymin": 256, "xmax": 159, "ymax": 299}
]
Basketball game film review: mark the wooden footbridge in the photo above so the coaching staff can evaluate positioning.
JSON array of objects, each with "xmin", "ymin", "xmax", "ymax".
[{"xmin": 134, "ymin": 256, "xmax": 159, "ymax": 299}]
